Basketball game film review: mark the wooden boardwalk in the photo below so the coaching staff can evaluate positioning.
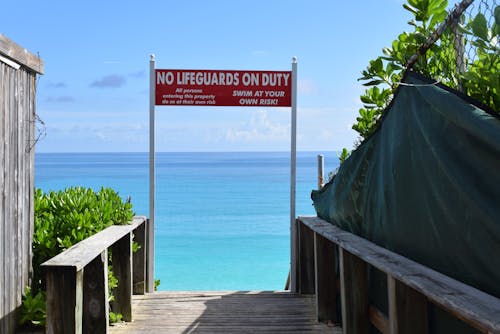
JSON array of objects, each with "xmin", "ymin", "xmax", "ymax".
[{"xmin": 109, "ymin": 291, "xmax": 338, "ymax": 334}]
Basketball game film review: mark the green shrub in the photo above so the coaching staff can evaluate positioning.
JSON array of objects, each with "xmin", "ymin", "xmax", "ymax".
[
  {"xmin": 352, "ymin": 0, "xmax": 499, "ymax": 145},
  {"xmin": 21, "ymin": 187, "xmax": 134, "ymax": 329}
]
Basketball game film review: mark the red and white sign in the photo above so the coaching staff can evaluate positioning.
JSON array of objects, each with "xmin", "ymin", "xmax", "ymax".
[{"xmin": 155, "ymin": 69, "xmax": 292, "ymax": 107}]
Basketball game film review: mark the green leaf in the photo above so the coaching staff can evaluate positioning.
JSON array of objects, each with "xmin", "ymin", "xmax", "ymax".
[
  {"xmin": 403, "ymin": 3, "xmax": 418, "ymax": 16},
  {"xmin": 362, "ymin": 79, "xmax": 384, "ymax": 86},
  {"xmin": 471, "ymin": 13, "xmax": 489, "ymax": 40},
  {"xmin": 495, "ymin": 6, "xmax": 500, "ymax": 27}
]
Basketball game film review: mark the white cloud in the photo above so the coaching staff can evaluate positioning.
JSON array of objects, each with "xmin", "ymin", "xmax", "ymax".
[
  {"xmin": 298, "ymin": 79, "xmax": 320, "ymax": 95},
  {"xmin": 224, "ymin": 109, "xmax": 289, "ymax": 144}
]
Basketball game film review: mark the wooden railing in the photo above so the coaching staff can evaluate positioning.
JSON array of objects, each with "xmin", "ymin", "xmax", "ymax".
[
  {"xmin": 295, "ymin": 216, "xmax": 500, "ymax": 334},
  {"xmin": 41, "ymin": 216, "xmax": 153, "ymax": 334}
]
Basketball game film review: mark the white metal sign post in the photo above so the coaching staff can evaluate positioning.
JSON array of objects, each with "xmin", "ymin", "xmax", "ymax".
[
  {"xmin": 290, "ymin": 57, "xmax": 297, "ymax": 292},
  {"xmin": 149, "ymin": 56, "xmax": 298, "ymax": 291},
  {"xmin": 148, "ymin": 54, "xmax": 156, "ymax": 293}
]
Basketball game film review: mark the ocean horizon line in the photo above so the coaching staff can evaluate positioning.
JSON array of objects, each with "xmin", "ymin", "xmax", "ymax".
[{"xmin": 35, "ymin": 150, "xmax": 342, "ymax": 155}]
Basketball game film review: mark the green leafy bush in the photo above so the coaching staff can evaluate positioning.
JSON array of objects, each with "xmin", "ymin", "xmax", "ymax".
[
  {"xmin": 351, "ymin": 0, "xmax": 499, "ymax": 146},
  {"xmin": 21, "ymin": 187, "xmax": 133, "ymax": 329},
  {"xmin": 19, "ymin": 287, "xmax": 46, "ymax": 328}
]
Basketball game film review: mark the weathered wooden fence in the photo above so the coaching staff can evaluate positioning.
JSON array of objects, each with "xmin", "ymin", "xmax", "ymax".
[
  {"xmin": 295, "ymin": 216, "xmax": 500, "ymax": 334},
  {"xmin": 0, "ymin": 34, "xmax": 44, "ymax": 334},
  {"xmin": 42, "ymin": 216, "xmax": 153, "ymax": 334}
]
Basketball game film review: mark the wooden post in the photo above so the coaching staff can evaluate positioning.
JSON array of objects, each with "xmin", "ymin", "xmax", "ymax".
[
  {"xmin": 45, "ymin": 267, "xmax": 83, "ymax": 334},
  {"xmin": 317, "ymin": 154, "xmax": 324, "ymax": 190},
  {"xmin": 314, "ymin": 233, "xmax": 339, "ymax": 324},
  {"xmin": 111, "ymin": 232, "xmax": 132, "ymax": 321},
  {"xmin": 388, "ymin": 276, "xmax": 428, "ymax": 334},
  {"xmin": 298, "ymin": 222, "xmax": 315, "ymax": 294},
  {"xmin": 146, "ymin": 218, "xmax": 155, "ymax": 292},
  {"xmin": 133, "ymin": 222, "xmax": 146, "ymax": 294},
  {"xmin": 83, "ymin": 251, "xmax": 108, "ymax": 334},
  {"xmin": 340, "ymin": 249, "xmax": 369, "ymax": 334}
]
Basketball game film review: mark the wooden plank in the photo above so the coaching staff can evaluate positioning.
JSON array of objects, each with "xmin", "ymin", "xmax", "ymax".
[
  {"xmin": 42, "ymin": 216, "xmax": 146, "ymax": 270},
  {"xmin": 0, "ymin": 34, "xmax": 44, "ymax": 74},
  {"xmin": 314, "ymin": 232, "xmax": 339, "ymax": 324},
  {"xmin": 109, "ymin": 292, "xmax": 337, "ymax": 334},
  {"xmin": 340, "ymin": 248, "xmax": 369, "ymax": 334},
  {"xmin": 46, "ymin": 267, "xmax": 83, "ymax": 334},
  {"xmin": 298, "ymin": 216, "xmax": 500, "ymax": 333},
  {"xmin": 298, "ymin": 221, "xmax": 315, "ymax": 294},
  {"xmin": 0, "ymin": 62, "xmax": 5, "ymax": 334},
  {"xmin": 111, "ymin": 232, "xmax": 132, "ymax": 322},
  {"xmin": 388, "ymin": 275, "xmax": 428, "ymax": 334},
  {"xmin": 146, "ymin": 218, "xmax": 154, "ymax": 293},
  {"xmin": 6, "ymin": 67, "xmax": 15, "ymax": 334},
  {"xmin": 28, "ymin": 72, "xmax": 36, "ymax": 290},
  {"xmin": 132, "ymin": 221, "xmax": 146, "ymax": 294},
  {"xmin": 369, "ymin": 305, "xmax": 389, "ymax": 334},
  {"xmin": 83, "ymin": 251, "xmax": 108, "ymax": 334}
]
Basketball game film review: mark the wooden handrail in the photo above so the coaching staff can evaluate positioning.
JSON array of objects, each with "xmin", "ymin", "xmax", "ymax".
[
  {"xmin": 296, "ymin": 216, "xmax": 500, "ymax": 334},
  {"xmin": 41, "ymin": 216, "xmax": 151, "ymax": 334}
]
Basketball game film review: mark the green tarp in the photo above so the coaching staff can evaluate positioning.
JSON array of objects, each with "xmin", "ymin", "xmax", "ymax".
[{"xmin": 312, "ymin": 71, "xmax": 500, "ymax": 302}]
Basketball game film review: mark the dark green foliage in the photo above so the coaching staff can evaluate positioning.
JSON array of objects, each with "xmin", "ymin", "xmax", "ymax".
[
  {"xmin": 19, "ymin": 287, "xmax": 46, "ymax": 329},
  {"xmin": 21, "ymin": 187, "xmax": 134, "ymax": 328}
]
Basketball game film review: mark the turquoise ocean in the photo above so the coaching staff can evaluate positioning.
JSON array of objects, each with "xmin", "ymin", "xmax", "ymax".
[{"xmin": 35, "ymin": 152, "xmax": 339, "ymax": 291}]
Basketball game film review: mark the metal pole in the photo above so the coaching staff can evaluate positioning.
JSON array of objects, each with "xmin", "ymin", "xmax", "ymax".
[
  {"xmin": 290, "ymin": 57, "xmax": 298, "ymax": 292},
  {"xmin": 147, "ymin": 54, "xmax": 156, "ymax": 292},
  {"xmin": 317, "ymin": 154, "xmax": 324, "ymax": 190}
]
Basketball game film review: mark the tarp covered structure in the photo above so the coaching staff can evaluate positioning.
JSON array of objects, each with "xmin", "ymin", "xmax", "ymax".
[{"xmin": 312, "ymin": 71, "xmax": 500, "ymax": 307}]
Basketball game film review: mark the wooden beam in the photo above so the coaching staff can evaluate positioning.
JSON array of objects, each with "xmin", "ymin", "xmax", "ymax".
[
  {"xmin": 314, "ymin": 232, "xmax": 339, "ymax": 324},
  {"xmin": 111, "ymin": 233, "xmax": 133, "ymax": 322},
  {"xmin": 83, "ymin": 251, "xmax": 108, "ymax": 334},
  {"xmin": 45, "ymin": 267, "xmax": 83, "ymax": 334},
  {"xmin": 298, "ymin": 216, "xmax": 500, "ymax": 333},
  {"xmin": 298, "ymin": 221, "xmax": 315, "ymax": 294},
  {"xmin": 340, "ymin": 248, "xmax": 369, "ymax": 334},
  {"xmin": 132, "ymin": 221, "xmax": 146, "ymax": 294},
  {"xmin": 369, "ymin": 305, "xmax": 389, "ymax": 334},
  {"xmin": 42, "ymin": 217, "xmax": 145, "ymax": 271},
  {"xmin": 146, "ymin": 218, "xmax": 155, "ymax": 293},
  {"xmin": 0, "ymin": 34, "xmax": 44, "ymax": 74},
  {"xmin": 388, "ymin": 275, "xmax": 428, "ymax": 334}
]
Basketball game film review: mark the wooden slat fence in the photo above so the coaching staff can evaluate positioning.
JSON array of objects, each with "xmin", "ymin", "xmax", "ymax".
[
  {"xmin": 296, "ymin": 216, "xmax": 500, "ymax": 334},
  {"xmin": 41, "ymin": 216, "xmax": 152, "ymax": 334},
  {"xmin": 0, "ymin": 34, "xmax": 44, "ymax": 334}
]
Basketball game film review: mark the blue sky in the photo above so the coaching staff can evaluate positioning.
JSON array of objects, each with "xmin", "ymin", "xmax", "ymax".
[{"xmin": 2, "ymin": 0, "xmax": 457, "ymax": 152}]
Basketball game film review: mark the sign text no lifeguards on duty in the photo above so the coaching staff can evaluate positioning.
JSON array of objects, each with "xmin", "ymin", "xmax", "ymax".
[{"xmin": 155, "ymin": 69, "xmax": 292, "ymax": 107}]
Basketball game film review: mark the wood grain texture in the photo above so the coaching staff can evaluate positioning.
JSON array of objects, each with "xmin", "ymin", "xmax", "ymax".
[
  {"xmin": 83, "ymin": 251, "xmax": 109, "ymax": 334},
  {"xmin": 314, "ymin": 233, "xmax": 339, "ymax": 324},
  {"xmin": 388, "ymin": 276, "xmax": 428, "ymax": 334},
  {"xmin": 369, "ymin": 305, "xmax": 389, "ymax": 334},
  {"xmin": 45, "ymin": 267, "xmax": 83, "ymax": 334},
  {"xmin": 111, "ymin": 233, "xmax": 133, "ymax": 322},
  {"xmin": 132, "ymin": 221, "xmax": 146, "ymax": 294},
  {"xmin": 109, "ymin": 291, "xmax": 340, "ymax": 334},
  {"xmin": 0, "ymin": 53, "xmax": 37, "ymax": 334},
  {"xmin": 0, "ymin": 34, "xmax": 44, "ymax": 74},
  {"xmin": 340, "ymin": 248, "xmax": 369, "ymax": 334},
  {"xmin": 298, "ymin": 216, "xmax": 500, "ymax": 333},
  {"xmin": 42, "ymin": 217, "xmax": 146, "ymax": 270},
  {"xmin": 298, "ymin": 222, "xmax": 315, "ymax": 294}
]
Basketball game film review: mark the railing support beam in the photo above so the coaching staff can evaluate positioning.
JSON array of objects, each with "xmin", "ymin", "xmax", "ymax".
[
  {"xmin": 314, "ymin": 233, "xmax": 339, "ymax": 324},
  {"xmin": 111, "ymin": 232, "xmax": 132, "ymax": 322}
]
